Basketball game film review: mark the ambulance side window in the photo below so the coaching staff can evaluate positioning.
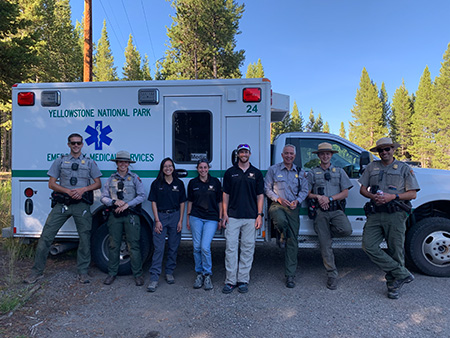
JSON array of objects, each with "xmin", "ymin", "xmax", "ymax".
[{"xmin": 173, "ymin": 111, "xmax": 212, "ymax": 164}]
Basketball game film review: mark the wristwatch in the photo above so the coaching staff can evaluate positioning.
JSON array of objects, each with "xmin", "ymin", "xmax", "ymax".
[
  {"xmin": 329, "ymin": 196, "xmax": 333, "ymax": 202},
  {"xmin": 395, "ymin": 194, "xmax": 400, "ymax": 201},
  {"xmin": 257, "ymin": 213, "xmax": 264, "ymax": 217}
]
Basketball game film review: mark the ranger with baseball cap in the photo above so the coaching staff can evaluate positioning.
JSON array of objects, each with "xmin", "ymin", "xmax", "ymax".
[{"xmin": 359, "ymin": 137, "xmax": 420, "ymax": 299}]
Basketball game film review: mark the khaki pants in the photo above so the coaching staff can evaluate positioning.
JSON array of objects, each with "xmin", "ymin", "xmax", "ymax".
[{"xmin": 224, "ymin": 218, "xmax": 256, "ymax": 285}]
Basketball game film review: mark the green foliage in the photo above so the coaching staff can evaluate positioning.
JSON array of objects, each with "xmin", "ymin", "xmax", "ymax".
[
  {"xmin": 246, "ymin": 59, "xmax": 264, "ymax": 78},
  {"xmin": 94, "ymin": 20, "xmax": 117, "ymax": 82},
  {"xmin": 0, "ymin": 0, "xmax": 37, "ymax": 105},
  {"xmin": 339, "ymin": 122, "xmax": 346, "ymax": 139},
  {"xmin": 304, "ymin": 109, "xmax": 324, "ymax": 132},
  {"xmin": 18, "ymin": 0, "xmax": 83, "ymax": 82},
  {"xmin": 410, "ymin": 66, "xmax": 435, "ymax": 168},
  {"xmin": 349, "ymin": 68, "xmax": 388, "ymax": 150},
  {"xmin": 323, "ymin": 121, "xmax": 330, "ymax": 133},
  {"xmin": 270, "ymin": 101, "xmax": 304, "ymax": 142},
  {"xmin": 123, "ymin": 34, "xmax": 143, "ymax": 80},
  {"xmin": 391, "ymin": 80, "xmax": 413, "ymax": 159},
  {"xmin": 160, "ymin": 0, "xmax": 245, "ymax": 79},
  {"xmin": 433, "ymin": 43, "xmax": 450, "ymax": 169},
  {"xmin": 379, "ymin": 82, "xmax": 391, "ymax": 130},
  {"xmin": 142, "ymin": 54, "xmax": 153, "ymax": 81}
]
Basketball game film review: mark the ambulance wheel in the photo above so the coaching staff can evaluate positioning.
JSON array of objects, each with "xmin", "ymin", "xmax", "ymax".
[
  {"xmin": 405, "ymin": 217, "xmax": 450, "ymax": 277},
  {"xmin": 91, "ymin": 220, "xmax": 152, "ymax": 276}
]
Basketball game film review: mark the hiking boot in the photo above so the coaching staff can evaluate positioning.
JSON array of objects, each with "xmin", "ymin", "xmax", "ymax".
[
  {"xmin": 193, "ymin": 274, "xmax": 204, "ymax": 289},
  {"xmin": 204, "ymin": 275, "xmax": 213, "ymax": 291},
  {"xmin": 103, "ymin": 275, "xmax": 116, "ymax": 285},
  {"xmin": 147, "ymin": 281, "xmax": 158, "ymax": 292},
  {"xmin": 237, "ymin": 282, "xmax": 249, "ymax": 293},
  {"xmin": 165, "ymin": 274, "xmax": 175, "ymax": 284},
  {"xmin": 286, "ymin": 276, "xmax": 295, "ymax": 288},
  {"xmin": 222, "ymin": 283, "xmax": 236, "ymax": 294},
  {"xmin": 23, "ymin": 271, "xmax": 44, "ymax": 284},
  {"xmin": 392, "ymin": 274, "xmax": 415, "ymax": 291},
  {"xmin": 78, "ymin": 274, "xmax": 90, "ymax": 284},
  {"xmin": 135, "ymin": 275, "xmax": 145, "ymax": 286},
  {"xmin": 326, "ymin": 277, "xmax": 338, "ymax": 290}
]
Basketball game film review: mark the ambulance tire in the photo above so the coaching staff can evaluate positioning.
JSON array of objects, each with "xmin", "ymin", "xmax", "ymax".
[
  {"xmin": 91, "ymin": 220, "xmax": 152, "ymax": 276},
  {"xmin": 405, "ymin": 217, "xmax": 450, "ymax": 277}
]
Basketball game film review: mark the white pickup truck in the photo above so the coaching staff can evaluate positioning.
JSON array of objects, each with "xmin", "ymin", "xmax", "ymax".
[{"xmin": 272, "ymin": 132, "xmax": 450, "ymax": 277}]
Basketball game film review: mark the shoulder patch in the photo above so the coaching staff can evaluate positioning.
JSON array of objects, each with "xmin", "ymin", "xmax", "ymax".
[{"xmin": 393, "ymin": 164, "xmax": 398, "ymax": 169}]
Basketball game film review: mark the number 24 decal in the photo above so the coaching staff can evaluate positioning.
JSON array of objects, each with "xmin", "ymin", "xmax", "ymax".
[{"xmin": 246, "ymin": 105, "xmax": 258, "ymax": 113}]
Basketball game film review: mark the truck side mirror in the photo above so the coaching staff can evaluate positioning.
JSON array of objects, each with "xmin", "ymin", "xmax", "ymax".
[{"xmin": 359, "ymin": 151, "xmax": 373, "ymax": 175}]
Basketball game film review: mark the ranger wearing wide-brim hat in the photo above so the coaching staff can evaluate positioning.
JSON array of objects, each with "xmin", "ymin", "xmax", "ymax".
[
  {"xmin": 307, "ymin": 142, "xmax": 353, "ymax": 290},
  {"xmin": 110, "ymin": 150, "xmax": 136, "ymax": 163},
  {"xmin": 369, "ymin": 137, "xmax": 400, "ymax": 153},
  {"xmin": 359, "ymin": 136, "xmax": 420, "ymax": 300},
  {"xmin": 312, "ymin": 142, "xmax": 338, "ymax": 154},
  {"xmin": 100, "ymin": 150, "xmax": 145, "ymax": 286}
]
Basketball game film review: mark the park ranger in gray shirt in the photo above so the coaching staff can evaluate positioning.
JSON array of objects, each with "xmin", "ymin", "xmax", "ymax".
[
  {"xmin": 24, "ymin": 133, "xmax": 102, "ymax": 285},
  {"xmin": 307, "ymin": 142, "xmax": 353, "ymax": 290},
  {"xmin": 265, "ymin": 144, "xmax": 309, "ymax": 288}
]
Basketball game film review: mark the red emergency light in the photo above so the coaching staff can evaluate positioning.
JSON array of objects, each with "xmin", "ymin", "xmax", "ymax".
[
  {"xmin": 243, "ymin": 88, "xmax": 261, "ymax": 102},
  {"xmin": 24, "ymin": 187, "xmax": 34, "ymax": 198},
  {"xmin": 18, "ymin": 92, "xmax": 35, "ymax": 106}
]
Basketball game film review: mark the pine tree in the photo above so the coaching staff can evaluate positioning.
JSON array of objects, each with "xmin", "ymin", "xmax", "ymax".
[
  {"xmin": 161, "ymin": 0, "xmax": 245, "ymax": 79},
  {"xmin": 289, "ymin": 101, "xmax": 303, "ymax": 132},
  {"xmin": 271, "ymin": 113, "xmax": 291, "ymax": 143},
  {"xmin": 339, "ymin": 122, "xmax": 346, "ymax": 139},
  {"xmin": 410, "ymin": 66, "xmax": 435, "ymax": 168},
  {"xmin": 391, "ymin": 80, "xmax": 413, "ymax": 159},
  {"xmin": 123, "ymin": 34, "xmax": 143, "ymax": 80},
  {"xmin": 323, "ymin": 122, "xmax": 330, "ymax": 133},
  {"xmin": 93, "ymin": 20, "xmax": 117, "ymax": 82},
  {"xmin": 246, "ymin": 59, "xmax": 264, "ymax": 78},
  {"xmin": 313, "ymin": 113, "xmax": 323, "ymax": 132},
  {"xmin": 433, "ymin": 43, "xmax": 450, "ymax": 169},
  {"xmin": 18, "ymin": 0, "xmax": 83, "ymax": 82},
  {"xmin": 142, "ymin": 54, "xmax": 152, "ymax": 80},
  {"xmin": 0, "ymin": 0, "xmax": 37, "ymax": 105},
  {"xmin": 349, "ymin": 68, "xmax": 387, "ymax": 150},
  {"xmin": 379, "ymin": 82, "xmax": 391, "ymax": 132},
  {"xmin": 305, "ymin": 109, "xmax": 315, "ymax": 132}
]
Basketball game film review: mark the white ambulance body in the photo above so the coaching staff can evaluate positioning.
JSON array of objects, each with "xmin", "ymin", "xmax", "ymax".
[{"xmin": 7, "ymin": 78, "xmax": 289, "ymax": 274}]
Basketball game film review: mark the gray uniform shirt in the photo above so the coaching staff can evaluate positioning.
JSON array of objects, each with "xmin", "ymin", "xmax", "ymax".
[
  {"xmin": 101, "ymin": 170, "xmax": 146, "ymax": 208},
  {"xmin": 47, "ymin": 154, "xmax": 102, "ymax": 189},
  {"xmin": 359, "ymin": 159, "xmax": 420, "ymax": 194},
  {"xmin": 264, "ymin": 162, "xmax": 309, "ymax": 204},
  {"xmin": 307, "ymin": 165, "xmax": 353, "ymax": 196}
]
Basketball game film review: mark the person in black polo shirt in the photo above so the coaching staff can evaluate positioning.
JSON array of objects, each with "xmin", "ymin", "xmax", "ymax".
[
  {"xmin": 222, "ymin": 144, "xmax": 264, "ymax": 294},
  {"xmin": 187, "ymin": 158, "xmax": 222, "ymax": 291},
  {"xmin": 147, "ymin": 158, "xmax": 186, "ymax": 292}
]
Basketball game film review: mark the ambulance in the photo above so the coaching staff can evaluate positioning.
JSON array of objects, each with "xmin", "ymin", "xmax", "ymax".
[{"xmin": 5, "ymin": 79, "xmax": 450, "ymax": 278}]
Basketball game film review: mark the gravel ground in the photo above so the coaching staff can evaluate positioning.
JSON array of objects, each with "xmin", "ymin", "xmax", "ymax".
[{"xmin": 1, "ymin": 240, "xmax": 450, "ymax": 338}]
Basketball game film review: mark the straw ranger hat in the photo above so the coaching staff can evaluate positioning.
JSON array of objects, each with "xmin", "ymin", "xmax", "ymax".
[
  {"xmin": 312, "ymin": 142, "xmax": 338, "ymax": 154},
  {"xmin": 111, "ymin": 150, "xmax": 136, "ymax": 163},
  {"xmin": 369, "ymin": 137, "xmax": 400, "ymax": 152}
]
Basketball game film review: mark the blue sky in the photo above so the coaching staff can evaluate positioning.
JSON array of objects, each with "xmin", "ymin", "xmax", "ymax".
[{"xmin": 70, "ymin": 0, "xmax": 450, "ymax": 134}]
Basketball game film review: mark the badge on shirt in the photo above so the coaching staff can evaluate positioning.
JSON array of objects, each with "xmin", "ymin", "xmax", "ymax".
[
  {"xmin": 81, "ymin": 160, "xmax": 86, "ymax": 164},
  {"xmin": 208, "ymin": 185, "xmax": 215, "ymax": 191},
  {"xmin": 277, "ymin": 174, "xmax": 284, "ymax": 178},
  {"xmin": 172, "ymin": 186, "xmax": 179, "ymax": 192},
  {"xmin": 393, "ymin": 164, "xmax": 398, "ymax": 170},
  {"xmin": 295, "ymin": 174, "xmax": 298, "ymax": 178},
  {"xmin": 127, "ymin": 176, "xmax": 132, "ymax": 181},
  {"xmin": 248, "ymin": 173, "xmax": 255, "ymax": 179},
  {"xmin": 332, "ymin": 167, "xmax": 336, "ymax": 172}
]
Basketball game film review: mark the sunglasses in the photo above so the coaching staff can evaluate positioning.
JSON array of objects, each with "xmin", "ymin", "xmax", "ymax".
[
  {"xmin": 377, "ymin": 147, "xmax": 392, "ymax": 153},
  {"xmin": 70, "ymin": 141, "xmax": 82, "ymax": 146},
  {"xmin": 238, "ymin": 144, "xmax": 250, "ymax": 149}
]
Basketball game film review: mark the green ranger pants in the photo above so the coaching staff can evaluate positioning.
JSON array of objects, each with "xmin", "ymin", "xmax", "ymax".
[
  {"xmin": 269, "ymin": 202, "xmax": 300, "ymax": 277},
  {"xmin": 32, "ymin": 202, "xmax": 92, "ymax": 275},
  {"xmin": 362, "ymin": 211, "xmax": 411, "ymax": 281},
  {"xmin": 107, "ymin": 212, "xmax": 143, "ymax": 277},
  {"xmin": 314, "ymin": 209, "xmax": 352, "ymax": 278}
]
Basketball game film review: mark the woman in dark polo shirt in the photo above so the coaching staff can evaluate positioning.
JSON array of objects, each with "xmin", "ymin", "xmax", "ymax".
[
  {"xmin": 147, "ymin": 157, "xmax": 186, "ymax": 292},
  {"xmin": 187, "ymin": 158, "xmax": 222, "ymax": 291}
]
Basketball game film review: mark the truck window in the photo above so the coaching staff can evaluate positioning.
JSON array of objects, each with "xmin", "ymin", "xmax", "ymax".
[
  {"xmin": 173, "ymin": 111, "xmax": 212, "ymax": 163},
  {"xmin": 286, "ymin": 137, "xmax": 361, "ymax": 178}
]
